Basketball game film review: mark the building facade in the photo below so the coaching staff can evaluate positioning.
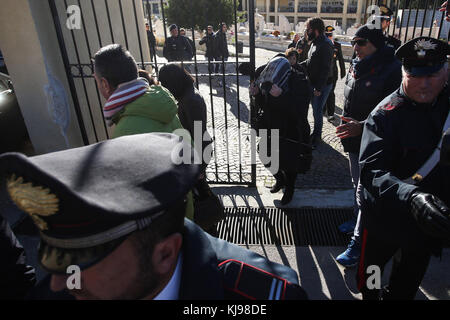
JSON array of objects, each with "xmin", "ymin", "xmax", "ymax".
[
  {"xmin": 242, "ymin": 0, "xmax": 394, "ymax": 31},
  {"xmin": 142, "ymin": 0, "xmax": 167, "ymax": 17}
]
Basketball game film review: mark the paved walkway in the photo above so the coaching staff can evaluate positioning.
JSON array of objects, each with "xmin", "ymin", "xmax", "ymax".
[{"xmin": 184, "ymin": 46, "xmax": 353, "ymax": 189}]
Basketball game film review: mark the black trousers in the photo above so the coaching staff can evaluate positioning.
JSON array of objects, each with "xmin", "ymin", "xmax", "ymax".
[
  {"xmin": 324, "ymin": 80, "xmax": 337, "ymax": 117},
  {"xmin": 356, "ymin": 228, "xmax": 432, "ymax": 300}
]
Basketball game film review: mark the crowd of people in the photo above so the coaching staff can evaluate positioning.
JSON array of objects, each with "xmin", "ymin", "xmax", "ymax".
[{"xmin": 0, "ymin": 4, "xmax": 449, "ymax": 301}]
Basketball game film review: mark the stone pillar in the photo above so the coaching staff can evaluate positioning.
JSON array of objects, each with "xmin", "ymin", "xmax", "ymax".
[
  {"xmin": 266, "ymin": 0, "xmax": 270, "ymax": 13},
  {"xmin": 356, "ymin": 0, "xmax": 363, "ymax": 24},
  {"xmin": 275, "ymin": 0, "xmax": 279, "ymax": 25},
  {"xmin": 343, "ymin": 0, "xmax": 349, "ymax": 29},
  {"xmin": 0, "ymin": 0, "xmax": 151, "ymax": 154},
  {"xmin": 0, "ymin": 0, "xmax": 84, "ymax": 154},
  {"xmin": 317, "ymin": 0, "xmax": 322, "ymax": 14},
  {"xmin": 294, "ymin": 0, "xmax": 298, "ymax": 24}
]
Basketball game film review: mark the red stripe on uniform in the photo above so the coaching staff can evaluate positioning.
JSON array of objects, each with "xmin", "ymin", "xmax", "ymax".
[{"xmin": 357, "ymin": 228, "xmax": 369, "ymax": 291}]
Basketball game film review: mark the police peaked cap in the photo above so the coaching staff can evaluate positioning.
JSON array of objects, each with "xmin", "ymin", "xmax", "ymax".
[
  {"xmin": 395, "ymin": 36, "xmax": 450, "ymax": 76},
  {"xmin": 0, "ymin": 133, "xmax": 201, "ymax": 272}
]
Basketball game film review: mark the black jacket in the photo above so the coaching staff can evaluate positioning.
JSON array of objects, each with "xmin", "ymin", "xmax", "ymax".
[
  {"xmin": 178, "ymin": 87, "xmax": 212, "ymax": 171},
  {"xmin": 359, "ymin": 85, "xmax": 450, "ymax": 252},
  {"xmin": 199, "ymin": 32, "xmax": 216, "ymax": 58},
  {"xmin": 254, "ymin": 62, "xmax": 311, "ymax": 172},
  {"xmin": 214, "ymin": 30, "xmax": 229, "ymax": 59},
  {"xmin": 0, "ymin": 215, "xmax": 36, "ymax": 299},
  {"xmin": 163, "ymin": 35, "xmax": 193, "ymax": 62},
  {"xmin": 331, "ymin": 40, "xmax": 346, "ymax": 81},
  {"xmin": 301, "ymin": 34, "xmax": 333, "ymax": 91},
  {"xmin": 146, "ymin": 30, "xmax": 156, "ymax": 58},
  {"xmin": 26, "ymin": 219, "xmax": 307, "ymax": 300},
  {"xmin": 341, "ymin": 46, "xmax": 401, "ymax": 153}
]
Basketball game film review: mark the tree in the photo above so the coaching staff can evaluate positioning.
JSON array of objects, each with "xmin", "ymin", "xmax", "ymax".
[{"xmin": 164, "ymin": 0, "xmax": 235, "ymax": 32}]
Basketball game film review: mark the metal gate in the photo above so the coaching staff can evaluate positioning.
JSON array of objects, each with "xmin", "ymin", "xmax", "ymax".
[
  {"xmin": 363, "ymin": 0, "xmax": 448, "ymax": 42},
  {"xmin": 49, "ymin": 0, "xmax": 257, "ymax": 186}
]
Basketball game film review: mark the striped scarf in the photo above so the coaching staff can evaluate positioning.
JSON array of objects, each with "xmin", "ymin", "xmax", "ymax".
[{"xmin": 103, "ymin": 78, "xmax": 149, "ymax": 126}]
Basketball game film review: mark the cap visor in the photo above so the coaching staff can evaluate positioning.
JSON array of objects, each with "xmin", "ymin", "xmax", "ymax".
[
  {"xmin": 405, "ymin": 63, "xmax": 445, "ymax": 76},
  {"xmin": 38, "ymin": 236, "xmax": 127, "ymax": 274}
]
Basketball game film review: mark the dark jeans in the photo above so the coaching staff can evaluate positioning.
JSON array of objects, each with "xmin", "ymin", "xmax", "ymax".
[
  {"xmin": 311, "ymin": 83, "xmax": 333, "ymax": 139},
  {"xmin": 324, "ymin": 80, "xmax": 337, "ymax": 117}
]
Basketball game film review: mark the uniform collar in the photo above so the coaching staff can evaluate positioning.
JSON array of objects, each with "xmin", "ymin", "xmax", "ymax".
[
  {"xmin": 153, "ymin": 252, "xmax": 183, "ymax": 300},
  {"xmin": 178, "ymin": 219, "xmax": 224, "ymax": 299}
]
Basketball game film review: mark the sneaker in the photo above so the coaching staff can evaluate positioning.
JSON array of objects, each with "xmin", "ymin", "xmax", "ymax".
[
  {"xmin": 338, "ymin": 218, "xmax": 357, "ymax": 234},
  {"xmin": 336, "ymin": 239, "xmax": 361, "ymax": 267},
  {"xmin": 327, "ymin": 115, "xmax": 335, "ymax": 122}
]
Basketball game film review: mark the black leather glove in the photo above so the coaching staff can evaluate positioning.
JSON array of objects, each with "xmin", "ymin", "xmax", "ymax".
[{"xmin": 410, "ymin": 191, "xmax": 450, "ymax": 243}]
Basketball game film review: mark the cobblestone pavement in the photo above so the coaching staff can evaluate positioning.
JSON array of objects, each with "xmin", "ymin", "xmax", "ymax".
[{"xmin": 156, "ymin": 47, "xmax": 352, "ymax": 189}]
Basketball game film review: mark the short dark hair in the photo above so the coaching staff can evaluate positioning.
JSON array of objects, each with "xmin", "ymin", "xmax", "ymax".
[
  {"xmin": 129, "ymin": 197, "xmax": 186, "ymax": 270},
  {"xmin": 306, "ymin": 17, "xmax": 325, "ymax": 34},
  {"xmin": 94, "ymin": 44, "xmax": 138, "ymax": 89},
  {"xmin": 158, "ymin": 63, "xmax": 194, "ymax": 100}
]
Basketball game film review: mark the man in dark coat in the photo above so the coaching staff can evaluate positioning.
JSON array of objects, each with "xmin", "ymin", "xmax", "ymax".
[
  {"xmin": 300, "ymin": 17, "xmax": 334, "ymax": 147},
  {"xmin": 356, "ymin": 37, "xmax": 450, "ymax": 300},
  {"xmin": 145, "ymin": 23, "xmax": 156, "ymax": 61},
  {"xmin": 324, "ymin": 26, "xmax": 346, "ymax": 121},
  {"xmin": 163, "ymin": 24, "xmax": 193, "ymax": 63},
  {"xmin": 0, "ymin": 133, "xmax": 307, "ymax": 300},
  {"xmin": 199, "ymin": 25, "xmax": 216, "ymax": 74},
  {"xmin": 334, "ymin": 25, "xmax": 402, "ymax": 268},
  {"xmin": 214, "ymin": 22, "xmax": 229, "ymax": 78}
]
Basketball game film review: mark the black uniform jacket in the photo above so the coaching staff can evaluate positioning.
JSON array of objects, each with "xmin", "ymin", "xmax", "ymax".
[
  {"xmin": 341, "ymin": 46, "xmax": 401, "ymax": 154},
  {"xmin": 386, "ymin": 34, "xmax": 401, "ymax": 51},
  {"xmin": 331, "ymin": 40, "xmax": 346, "ymax": 81},
  {"xmin": 27, "ymin": 219, "xmax": 307, "ymax": 300},
  {"xmin": 359, "ymin": 85, "xmax": 450, "ymax": 250},
  {"xmin": 163, "ymin": 35, "xmax": 193, "ymax": 62}
]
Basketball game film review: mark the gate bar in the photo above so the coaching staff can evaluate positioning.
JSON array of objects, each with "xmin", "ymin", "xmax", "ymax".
[
  {"xmin": 48, "ymin": 0, "xmax": 89, "ymax": 145},
  {"xmin": 63, "ymin": 0, "xmax": 99, "ymax": 142},
  {"xmin": 77, "ymin": 0, "xmax": 109, "ymax": 140}
]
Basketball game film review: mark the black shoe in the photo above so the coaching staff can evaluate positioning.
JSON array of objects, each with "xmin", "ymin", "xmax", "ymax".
[
  {"xmin": 281, "ymin": 188, "xmax": 294, "ymax": 205},
  {"xmin": 327, "ymin": 115, "xmax": 335, "ymax": 122},
  {"xmin": 310, "ymin": 135, "xmax": 321, "ymax": 149},
  {"xmin": 270, "ymin": 178, "xmax": 285, "ymax": 193}
]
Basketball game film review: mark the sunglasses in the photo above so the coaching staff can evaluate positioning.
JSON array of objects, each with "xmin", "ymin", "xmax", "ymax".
[{"xmin": 351, "ymin": 39, "xmax": 368, "ymax": 47}]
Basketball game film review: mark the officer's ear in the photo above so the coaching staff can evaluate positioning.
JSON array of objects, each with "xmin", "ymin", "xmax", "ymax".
[{"xmin": 152, "ymin": 233, "xmax": 183, "ymax": 275}]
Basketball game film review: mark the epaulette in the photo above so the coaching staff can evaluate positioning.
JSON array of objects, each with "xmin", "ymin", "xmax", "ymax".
[
  {"xmin": 380, "ymin": 94, "xmax": 405, "ymax": 111},
  {"xmin": 218, "ymin": 259, "xmax": 308, "ymax": 300}
]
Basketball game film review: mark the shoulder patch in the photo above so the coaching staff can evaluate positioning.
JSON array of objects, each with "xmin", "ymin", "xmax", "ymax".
[
  {"xmin": 380, "ymin": 94, "xmax": 404, "ymax": 111},
  {"xmin": 218, "ymin": 259, "xmax": 307, "ymax": 300}
]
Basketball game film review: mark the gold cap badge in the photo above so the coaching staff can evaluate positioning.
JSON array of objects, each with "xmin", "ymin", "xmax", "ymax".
[{"xmin": 6, "ymin": 174, "xmax": 59, "ymax": 231}]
